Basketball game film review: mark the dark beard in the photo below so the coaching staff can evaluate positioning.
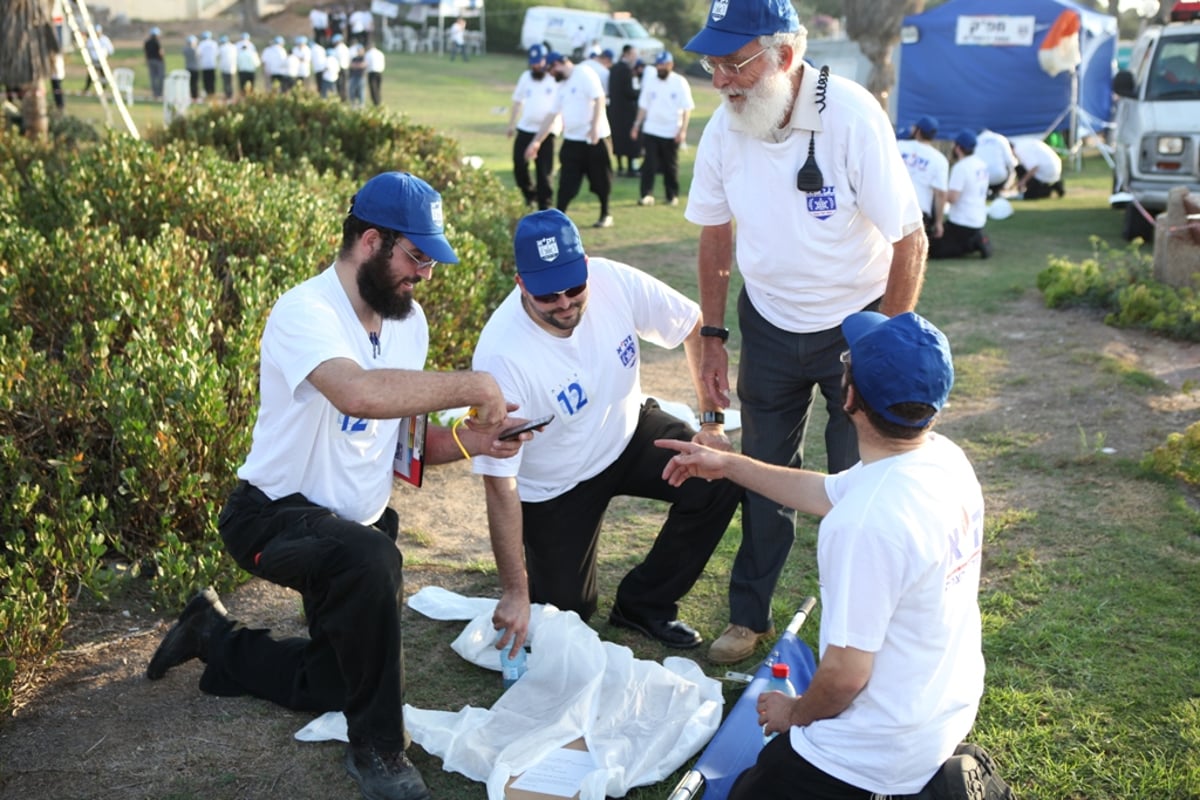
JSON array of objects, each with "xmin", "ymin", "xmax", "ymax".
[
  {"xmin": 357, "ymin": 245, "xmax": 415, "ymax": 320},
  {"xmin": 531, "ymin": 68, "xmax": 546, "ymax": 79}
]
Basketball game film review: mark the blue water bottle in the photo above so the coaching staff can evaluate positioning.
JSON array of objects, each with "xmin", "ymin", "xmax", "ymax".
[
  {"xmin": 497, "ymin": 628, "xmax": 528, "ymax": 689},
  {"xmin": 762, "ymin": 662, "xmax": 797, "ymax": 745}
]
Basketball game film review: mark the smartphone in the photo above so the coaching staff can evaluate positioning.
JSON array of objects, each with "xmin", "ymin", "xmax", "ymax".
[{"xmin": 498, "ymin": 414, "xmax": 555, "ymax": 441}]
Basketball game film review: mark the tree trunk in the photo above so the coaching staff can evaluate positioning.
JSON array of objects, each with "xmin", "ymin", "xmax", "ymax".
[{"xmin": 21, "ymin": 79, "xmax": 48, "ymax": 139}]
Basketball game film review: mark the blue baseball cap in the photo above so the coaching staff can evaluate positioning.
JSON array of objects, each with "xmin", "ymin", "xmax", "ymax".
[
  {"xmin": 685, "ymin": 0, "xmax": 801, "ymax": 56},
  {"xmin": 349, "ymin": 173, "xmax": 459, "ymax": 265},
  {"xmin": 600, "ymin": 48, "xmax": 615, "ymax": 60},
  {"xmin": 528, "ymin": 43, "xmax": 547, "ymax": 64},
  {"xmin": 955, "ymin": 129, "xmax": 977, "ymax": 151},
  {"xmin": 514, "ymin": 210, "xmax": 588, "ymax": 296},
  {"xmin": 545, "ymin": 50, "xmax": 565, "ymax": 66},
  {"xmin": 915, "ymin": 115, "xmax": 938, "ymax": 137},
  {"xmin": 655, "ymin": 50, "xmax": 673, "ymax": 65},
  {"xmin": 842, "ymin": 311, "xmax": 954, "ymax": 428}
]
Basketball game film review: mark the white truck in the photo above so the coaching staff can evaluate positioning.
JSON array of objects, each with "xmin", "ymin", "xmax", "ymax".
[
  {"xmin": 1110, "ymin": 1, "xmax": 1200, "ymax": 240},
  {"xmin": 520, "ymin": 6, "xmax": 663, "ymax": 61}
]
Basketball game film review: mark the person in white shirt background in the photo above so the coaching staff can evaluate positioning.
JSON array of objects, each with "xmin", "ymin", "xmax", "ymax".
[
  {"xmin": 631, "ymin": 50, "xmax": 695, "ymax": 208},
  {"xmin": 929, "ymin": 130, "xmax": 992, "ymax": 260},
  {"xmin": 1011, "ymin": 134, "xmax": 1065, "ymax": 199},
  {"xmin": 897, "ymin": 115, "xmax": 949, "ymax": 241}
]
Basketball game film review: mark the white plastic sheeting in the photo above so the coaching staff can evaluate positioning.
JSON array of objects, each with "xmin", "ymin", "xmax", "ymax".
[{"xmin": 297, "ymin": 587, "xmax": 723, "ymax": 799}]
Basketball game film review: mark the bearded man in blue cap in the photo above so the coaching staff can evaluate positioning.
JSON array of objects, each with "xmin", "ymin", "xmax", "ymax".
[
  {"xmin": 659, "ymin": 311, "xmax": 1014, "ymax": 800},
  {"xmin": 473, "ymin": 209, "xmax": 744, "ymax": 660},
  {"xmin": 683, "ymin": 0, "xmax": 930, "ymax": 665},
  {"xmin": 146, "ymin": 173, "xmax": 526, "ymax": 800}
]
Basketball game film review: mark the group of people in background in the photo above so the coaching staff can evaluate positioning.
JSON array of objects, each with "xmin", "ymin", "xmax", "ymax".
[
  {"xmin": 899, "ymin": 116, "xmax": 1066, "ymax": 260},
  {"xmin": 164, "ymin": 26, "xmax": 385, "ymax": 108},
  {"xmin": 508, "ymin": 42, "xmax": 694, "ymax": 230}
]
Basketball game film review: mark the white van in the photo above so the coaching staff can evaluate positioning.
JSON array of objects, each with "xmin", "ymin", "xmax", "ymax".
[
  {"xmin": 1110, "ymin": 2, "xmax": 1200, "ymax": 240},
  {"xmin": 520, "ymin": 6, "xmax": 664, "ymax": 61}
]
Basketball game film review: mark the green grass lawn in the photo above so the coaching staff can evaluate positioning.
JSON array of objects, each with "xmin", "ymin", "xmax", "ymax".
[{"xmin": 51, "ymin": 50, "xmax": 1200, "ymax": 799}]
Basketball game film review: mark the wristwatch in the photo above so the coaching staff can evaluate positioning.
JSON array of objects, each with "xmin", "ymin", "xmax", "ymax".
[
  {"xmin": 700, "ymin": 325, "xmax": 729, "ymax": 341},
  {"xmin": 700, "ymin": 411, "xmax": 725, "ymax": 426}
]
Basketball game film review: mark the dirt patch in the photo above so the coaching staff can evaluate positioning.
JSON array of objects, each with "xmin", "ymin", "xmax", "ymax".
[{"xmin": 1, "ymin": 296, "xmax": 1197, "ymax": 799}]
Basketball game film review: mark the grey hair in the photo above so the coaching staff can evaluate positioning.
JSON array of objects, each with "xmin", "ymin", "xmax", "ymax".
[{"xmin": 758, "ymin": 28, "xmax": 808, "ymax": 75}]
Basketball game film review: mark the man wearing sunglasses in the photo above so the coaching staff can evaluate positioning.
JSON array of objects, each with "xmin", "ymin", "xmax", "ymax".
[
  {"xmin": 683, "ymin": 0, "xmax": 929, "ymax": 665},
  {"xmin": 146, "ymin": 172, "xmax": 526, "ymax": 800},
  {"xmin": 472, "ymin": 209, "xmax": 743, "ymax": 661}
]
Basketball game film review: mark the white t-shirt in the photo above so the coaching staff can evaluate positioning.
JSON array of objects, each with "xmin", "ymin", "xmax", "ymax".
[
  {"xmin": 261, "ymin": 44, "xmax": 288, "ymax": 77},
  {"xmin": 334, "ymin": 41, "xmax": 351, "ymax": 69},
  {"xmin": 638, "ymin": 71, "xmax": 695, "ymax": 140},
  {"xmin": 237, "ymin": 266, "xmax": 429, "ymax": 525},
  {"xmin": 1010, "ymin": 136, "xmax": 1063, "ymax": 183},
  {"xmin": 365, "ymin": 47, "xmax": 385, "ymax": 74},
  {"xmin": 687, "ymin": 70, "xmax": 921, "ymax": 333},
  {"xmin": 577, "ymin": 58, "xmax": 610, "ymax": 96},
  {"xmin": 309, "ymin": 8, "xmax": 329, "ymax": 29},
  {"xmin": 897, "ymin": 139, "xmax": 949, "ymax": 218},
  {"xmin": 323, "ymin": 55, "xmax": 341, "ymax": 83},
  {"xmin": 512, "ymin": 70, "xmax": 563, "ymax": 135},
  {"xmin": 236, "ymin": 43, "xmax": 260, "ymax": 73},
  {"xmin": 218, "ymin": 42, "xmax": 239, "ymax": 74},
  {"xmin": 471, "ymin": 259, "xmax": 699, "ymax": 502},
  {"xmin": 791, "ymin": 433, "xmax": 985, "ymax": 795},
  {"xmin": 974, "ymin": 130, "xmax": 1017, "ymax": 186},
  {"xmin": 196, "ymin": 39, "xmax": 219, "ymax": 70},
  {"xmin": 555, "ymin": 64, "xmax": 610, "ymax": 142},
  {"xmin": 947, "ymin": 153, "xmax": 990, "ymax": 229},
  {"xmin": 310, "ymin": 43, "xmax": 327, "ymax": 73}
]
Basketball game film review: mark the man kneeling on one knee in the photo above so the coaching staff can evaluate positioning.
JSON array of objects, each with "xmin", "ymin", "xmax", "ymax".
[{"xmin": 474, "ymin": 209, "xmax": 744, "ymax": 659}]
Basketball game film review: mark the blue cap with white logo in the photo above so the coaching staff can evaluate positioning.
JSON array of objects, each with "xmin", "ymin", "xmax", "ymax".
[
  {"xmin": 685, "ymin": 0, "xmax": 801, "ymax": 57},
  {"xmin": 655, "ymin": 50, "xmax": 673, "ymax": 65},
  {"xmin": 349, "ymin": 173, "xmax": 459, "ymax": 265},
  {"xmin": 528, "ymin": 43, "xmax": 547, "ymax": 64},
  {"xmin": 514, "ymin": 210, "xmax": 588, "ymax": 296}
]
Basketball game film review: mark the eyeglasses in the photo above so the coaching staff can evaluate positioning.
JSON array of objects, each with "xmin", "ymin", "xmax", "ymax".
[
  {"xmin": 531, "ymin": 283, "xmax": 587, "ymax": 304},
  {"xmin": 699, "ymin": 48, "xmax": 769, "ymax": 77},
  {"xmin": 397, "ymin": 240, "xmax": 437, "ymax": 270}
]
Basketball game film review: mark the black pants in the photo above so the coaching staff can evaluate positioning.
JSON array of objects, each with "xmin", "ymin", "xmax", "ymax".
[
  {"xmin": 639, "ymin": 133, "xmax": 681, "ymax": 202},
  {"xmin": 188, "ymin": 69, "xmax": 200, "ymax": 100},
  {"xmin": 729, "ymin": 734, "xmax": 873, "ymax": 800},
  {"xmin": 556, "ymin": 137, "xmax": 613, "ymax": 216},
  {"xmin": 202, "ymin": 68, "xmax": 216, "ymax": 97},
  {"xmin": 730, "ymin": 290, "xmax": 874, "ymax": 632},
  {"xmin": 368, "ymin": 72, "xmax": 382, "ymax": 106},
  {"xmin": 51, "ymin": 78, "xmax": 64, "ymax": 110},
  {"xmin": 1015, "ymin": 164, "xmax": 1064, "ymax": 199},
  {"xmin": 221, "ymin": 72, "xmax": 235, "ymax": 100},
  {"xmin": 514, "ymin": 129, "xmax": 556, "ymax": 210},
  {"xmin": 520, "ymin": 401, "xmax": 743, "ymax": 622},
  {"xmin": 238, "ymin": 71, "xmax": 256, "ymax": 93},
  {"xmin": 929, "ymin": 221, "xmax": 986, "ymax": 259},
  {"xmin": 205, "ymin": 482, "xmax": 407, "ymax": 752}
]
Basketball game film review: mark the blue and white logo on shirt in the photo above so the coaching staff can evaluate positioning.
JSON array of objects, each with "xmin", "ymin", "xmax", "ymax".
[
  {"xmin": 616, "ymin": 334, "xmax": 637, "ymax": 368},
  {"xmin": 806, "ymin": 187, "xmax": 837, "ymax": 220}
]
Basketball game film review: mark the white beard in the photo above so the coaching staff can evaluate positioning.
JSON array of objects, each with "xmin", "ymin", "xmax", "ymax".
[{"xmin": 722, "ymin": 65, "xmax": 796, "ymax": 141}]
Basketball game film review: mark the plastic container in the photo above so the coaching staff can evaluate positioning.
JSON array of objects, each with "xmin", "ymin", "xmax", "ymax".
[
  {"xmin": 497, "ymin": 628, "xmax": 528, "ymax": 689},
  {"xmin": 762, "ymin": 662, "xmax": 797, "ymax": 745}
]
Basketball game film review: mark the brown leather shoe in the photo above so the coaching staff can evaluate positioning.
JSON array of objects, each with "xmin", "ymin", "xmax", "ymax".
[{"xmin": 707, "ymin": 623, "xmax": 775, "ymax": 665}]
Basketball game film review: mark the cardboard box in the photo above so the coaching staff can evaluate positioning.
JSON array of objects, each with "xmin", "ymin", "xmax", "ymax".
[{"xmin": 504, "ymin": 737, "xmax": 594, "ymax": 800}]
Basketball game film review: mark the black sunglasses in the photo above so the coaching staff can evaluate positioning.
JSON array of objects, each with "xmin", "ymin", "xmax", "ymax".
[{"xmin": 532, "ymin": 283, "xmax": 587, "ymax": 304}]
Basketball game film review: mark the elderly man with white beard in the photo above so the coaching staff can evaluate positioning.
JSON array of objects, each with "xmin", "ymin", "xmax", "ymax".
[{"xmin": 683, "ymin": 0, "xmax": 929, "ymax": 665}]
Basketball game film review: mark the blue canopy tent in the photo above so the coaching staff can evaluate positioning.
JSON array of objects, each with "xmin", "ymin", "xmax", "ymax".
[{"xmin": 896, "ymin": 0, "xmax": 1117, "ymax": 139}]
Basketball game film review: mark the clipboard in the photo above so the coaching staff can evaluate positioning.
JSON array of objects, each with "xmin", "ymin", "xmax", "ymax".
[{"xmin": 393, "ymin": 414, "xmax": 428, "ymax": 487}]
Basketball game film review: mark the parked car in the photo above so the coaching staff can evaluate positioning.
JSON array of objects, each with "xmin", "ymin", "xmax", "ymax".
[{"xmin": 1110, "ymin": 1, "xmax": 1200, "ymax": 240}]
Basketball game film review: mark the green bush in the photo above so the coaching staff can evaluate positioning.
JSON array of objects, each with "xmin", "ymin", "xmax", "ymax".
[
  {"xmin": 1036, "ymin": 237, "xmax": 1200, "ymax": 342},
  {"xmin": 1143, "ymin": 421, "xmax": 1200, "ymax": 487},
  {"xmin": 0, "ymin": 96, "xmax": 521, "ymax": 712}
]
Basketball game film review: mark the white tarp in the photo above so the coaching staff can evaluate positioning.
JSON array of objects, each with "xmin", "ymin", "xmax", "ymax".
[{"xmin": 297, "ymin": 587, "xmax": 723, "ymax": 800}]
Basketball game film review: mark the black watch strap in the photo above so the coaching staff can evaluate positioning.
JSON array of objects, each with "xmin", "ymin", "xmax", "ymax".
[
  {"xmin": 700, "ymin": 411, "xmax": 725, "ymax": 426},
  {"xmin": 700, "ymin": 325, "xmax": 729, "ymax": 341}
]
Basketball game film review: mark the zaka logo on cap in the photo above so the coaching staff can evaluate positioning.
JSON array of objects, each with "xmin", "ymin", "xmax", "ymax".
[
  {"xmin": 711, "ymin": 0, "xmax": 728, "ymax": 22},
  {"xmin": 536, "ymin": 236, "xmax": 559, "ymax": 262},
  {"xmin": 430, "ymin": 200, "xmax": 443, "ymax": 226}
]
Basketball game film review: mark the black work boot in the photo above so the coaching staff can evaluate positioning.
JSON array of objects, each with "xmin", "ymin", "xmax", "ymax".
[
  {"xmin": 344, "ymin": 743, "xmax": 431, "ymax": 800},
  {"xmin": 145, "ymin": 587, "xmax": 230, "ymax": 680}
]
